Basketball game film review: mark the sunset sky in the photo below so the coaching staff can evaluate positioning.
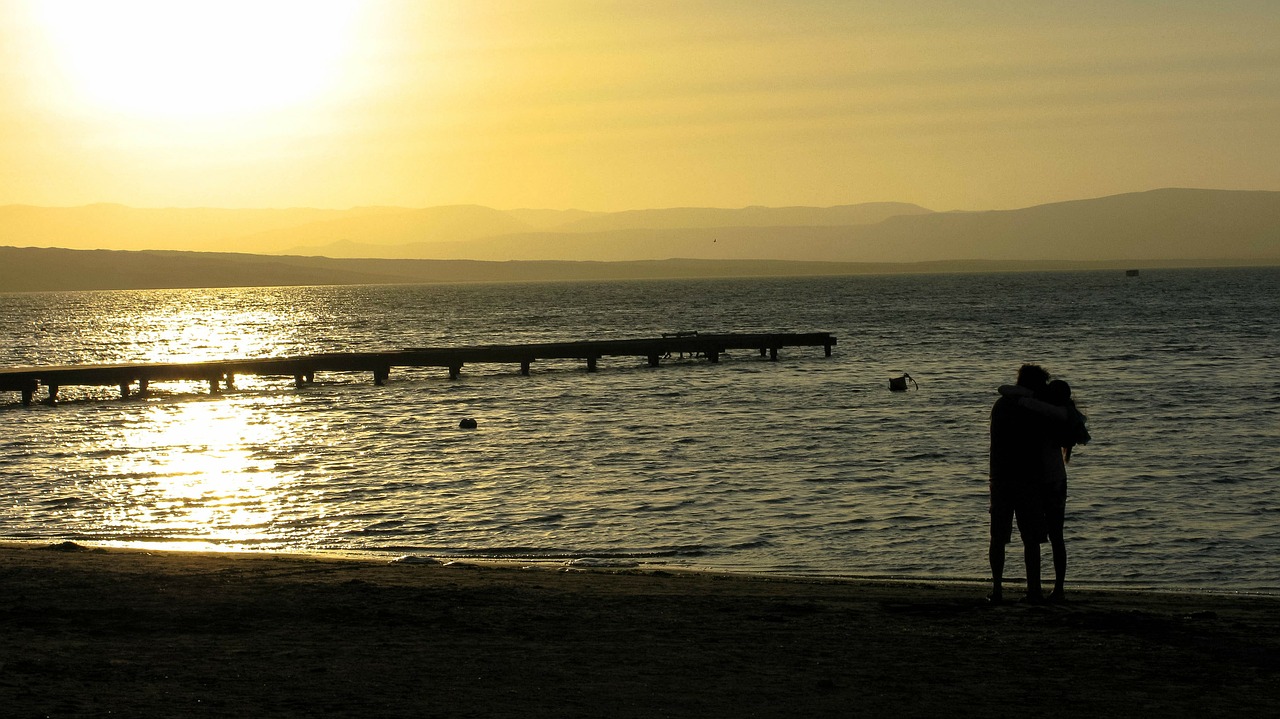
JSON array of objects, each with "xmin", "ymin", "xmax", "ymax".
[{"xmin": 2, "ymin": 0, "xmax": 1277, "ymax": 213}]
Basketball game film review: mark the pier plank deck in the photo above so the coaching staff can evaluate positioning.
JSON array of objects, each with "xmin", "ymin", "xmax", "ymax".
[{"xmin": 1, "ymin": 332, "xmax": 836, "ymax": 405}]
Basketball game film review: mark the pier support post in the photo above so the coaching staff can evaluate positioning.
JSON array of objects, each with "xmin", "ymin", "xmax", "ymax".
[
  {"xmin": 139, "ymin": 378, "xmax": 149, "ymax": 395},
  {"xmin": 824, "ymin": 342, "xmax": 832, "ymax": 357},
  {"xmin": 119, "ymin": 381, "xmax": 130, "ymax": 400},
  {"xmin": 586, "ymin": 356, "xmax": 598, "ymax": 372},
  {"xmin": 759, "ymin": 348, "xmax": 767, "ymax": 357},
  {"xmin": 519, "ymin": 361, "xmax": 530, "ymax": 376},
  {"xmin": 374, "ymin": 367, "xmax": 390, "ymax": 386},
  {"xmin": 225, "ymin": 373, "xmax": 235, "ymax": 390},
  {"xmin": 208, "ymin": 377, "xmax": 221, "ymax": 395},
  {"xmin": 46, "ymin": 384, "xmax": 59, "ymax": 405},
  {"xmin": 770, "ymin": 347, "xmax": 778, "ymax": 361},
  {"xmin": 305, "ymin": 371, "xmax": 315, "ymax": 384},
  {"xmin": 21, "ymin": 384, "xmax": 34, "ymax": 406},
  {"xmin": 294, "ymin": 374, "xmax": 305, "ymax": 389},
  {"xmin": 708, "ymin": 350, "xmax": 719, "ymax": 363},
  {"xmin": 449, "ymin": 365, "xmax": 462, "ymax": 380},
  {"xmin": 648, "ymin": 354, "xmax": 660, "ymax": 367}
]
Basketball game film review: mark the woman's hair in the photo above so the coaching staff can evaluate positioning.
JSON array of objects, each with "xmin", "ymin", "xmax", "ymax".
[
  {"xmin": 1045, "ymin": 379, "xmax": 1073, "ymax": 406},
  {"xmin": 1045, "ymin": 379, "xmax": 1086, "ymax": 423},
  {"xmin": 1045, "ymin": 378, "xmax": 1089, "ymax": 455}
]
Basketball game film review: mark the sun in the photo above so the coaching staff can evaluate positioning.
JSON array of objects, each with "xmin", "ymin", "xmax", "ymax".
[{"xmin": 30, "ymin": 0, "xmax": 360, "ymax": 119}]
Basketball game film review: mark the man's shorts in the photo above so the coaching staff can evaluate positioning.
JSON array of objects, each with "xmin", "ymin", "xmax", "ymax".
[{"xmin": 990, "ymin": 480, "xmax": 1046, "ymax": 545}]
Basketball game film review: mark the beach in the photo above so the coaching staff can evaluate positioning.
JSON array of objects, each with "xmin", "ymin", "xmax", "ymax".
[{"xmin": 1, "ymin": 543, "xmax": 1276, "ymax": 717}]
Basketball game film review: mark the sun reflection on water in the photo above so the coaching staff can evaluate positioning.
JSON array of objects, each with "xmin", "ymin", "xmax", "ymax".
[
  {"xmin": 97, "ymin": 398, "xmax": 299, "ymax": 548},
  {"xmin": 131, "ymin": 305, "xmax": 298, "ymax": 364}
]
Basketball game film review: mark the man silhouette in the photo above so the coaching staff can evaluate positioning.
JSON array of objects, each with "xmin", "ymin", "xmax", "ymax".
[{"xmin": 987, "ymin": 363, "xmax": 1051, "ymax": 603}]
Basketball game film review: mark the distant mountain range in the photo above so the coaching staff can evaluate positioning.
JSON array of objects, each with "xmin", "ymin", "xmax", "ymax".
[
  {"xmin": 0, "ymin": 188, "xmax": 1276, "ymax": 291},
  {"xmin": 0, "ymin": 247, "xmax": 1254, "ymax": 294},
  {"xmin": 1, "ymin": 189, "xmax": 1277, "ymax": 266}
]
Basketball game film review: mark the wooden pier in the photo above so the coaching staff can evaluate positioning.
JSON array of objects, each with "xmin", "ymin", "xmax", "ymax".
[{"xmin": 1, "ymin": 332, "xmax": 836, "ymax": 406}]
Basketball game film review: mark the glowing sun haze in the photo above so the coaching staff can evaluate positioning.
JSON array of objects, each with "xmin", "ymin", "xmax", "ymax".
[
  {"xmin": 2, "ymin": 0, "xmax": 1278, "ymax": 213},
  {"xmin": 29, "ymin": 1, "xmax": 359, "ymax": 119}
]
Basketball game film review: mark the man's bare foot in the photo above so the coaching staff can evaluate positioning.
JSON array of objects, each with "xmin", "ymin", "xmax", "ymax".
[{"xmin": 1047, "ymin": 589, "xmax": 1067, "ymax": 603}]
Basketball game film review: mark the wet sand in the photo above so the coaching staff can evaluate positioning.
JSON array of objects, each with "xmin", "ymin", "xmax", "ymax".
[{"xmin": 2, "ymin": 543, "xmax": 1277, "ymax": 718}]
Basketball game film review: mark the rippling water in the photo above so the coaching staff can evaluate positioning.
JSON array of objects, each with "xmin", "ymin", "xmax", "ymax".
[{"xmin": 2, "ymin": 268, "xmax": 1278, "ymax": 592}]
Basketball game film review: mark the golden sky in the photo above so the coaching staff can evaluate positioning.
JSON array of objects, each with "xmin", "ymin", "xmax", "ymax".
[{"xmin": 2, "ymin": 0, "xmax": 1277, "ymax": 212}]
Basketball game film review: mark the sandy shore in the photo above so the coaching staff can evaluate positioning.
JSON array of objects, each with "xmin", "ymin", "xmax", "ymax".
[{"xmin": 1, "ymin": 543, "xmax": 1277, "ymax": 718}]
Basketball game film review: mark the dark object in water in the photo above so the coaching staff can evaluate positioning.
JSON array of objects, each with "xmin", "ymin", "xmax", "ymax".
[
  {"xmin": 459, "ymin": 418, "xmax": 478, "ymax": 429},
  {"xmin": 1126, "ymin": 269, "xmax": 1140, "ymax": 277},
  {"xmin": 889, "ymin": 373, "xmax": 918, "ymax": 391}
]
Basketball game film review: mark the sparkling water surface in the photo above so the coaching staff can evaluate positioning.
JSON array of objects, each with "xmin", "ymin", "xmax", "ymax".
[{"xmin": 2, "ymin": 268, "xmax": 1277, "ymax": 592}]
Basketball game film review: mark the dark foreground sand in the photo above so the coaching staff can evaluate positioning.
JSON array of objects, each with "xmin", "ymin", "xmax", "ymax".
[{"xmin": 2, "ymin": 543, "xmax": 1277, "ymax": 718}]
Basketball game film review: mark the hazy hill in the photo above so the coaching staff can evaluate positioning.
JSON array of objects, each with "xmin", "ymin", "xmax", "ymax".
[
  {"xmin": 2, "ymin": 245, "xmax": 1251, "ymax": 293},
  {"xmin": 0, "ymin": 246, "xmax": 408, "ymax": 291},
  {"xmin": 344, "ymin": 226, "xmax": 882, "ymax": 262},
  {"xmin": 1, "ymin": 189, "xmax": 1276, "ymax": 265},
  {"xmin": 0, "ymin": 204, "xmax": 397, "ymax": 252},
  {"xmin": 275, "ymin": 202, "xmax": 934, "ymax": 257},
  {"xmin": 373, "ymin": 189, "xmax": 1280, "ymax": 263},
  {"xmin": 552, "ymin": 203, "xmax": 931, "ymax": 232},
  {"xmin": 504, "ymin": 208, "xmax": 605, "ymax": 229},
  {"xmin": 0, "ymin": 200, "xmax": 934, "ymax": 256},
  {"xmin": 840, "ymin": 188, "xmax": 1280, "ymax": 262},
  {"xmin": 251, "ymin": 205, "xmax": 535, "ymax": 255}
]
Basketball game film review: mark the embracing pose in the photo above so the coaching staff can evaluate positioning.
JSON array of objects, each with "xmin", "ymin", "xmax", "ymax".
[
  {"xmin": 1002, "ymin": 379, "xmax": 1090, "ymax": 601},
  {"xmin": 992, "ymin": 372, "xmax": 1091, "ymax": 603}
]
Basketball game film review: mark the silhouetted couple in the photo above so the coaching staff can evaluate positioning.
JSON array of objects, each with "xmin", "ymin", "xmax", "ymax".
[{"xmin": 988, "ymin": 364, "xmax": 1090, "ymax": 604}]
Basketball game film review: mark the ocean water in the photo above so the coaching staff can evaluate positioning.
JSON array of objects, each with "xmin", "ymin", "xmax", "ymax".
[{"xmin": 1, "ymin": 268, "xmax": 1277, "ymax": 592}]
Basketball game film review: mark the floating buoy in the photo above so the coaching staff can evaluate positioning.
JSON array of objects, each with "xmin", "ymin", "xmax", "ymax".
[
  {"xmin": 458, "ymin": 418, "xmax": 478, "ymax": 429},
  {"xmin": 889, "ymin": 373, "xmax": 918, "ymax": 392}
]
